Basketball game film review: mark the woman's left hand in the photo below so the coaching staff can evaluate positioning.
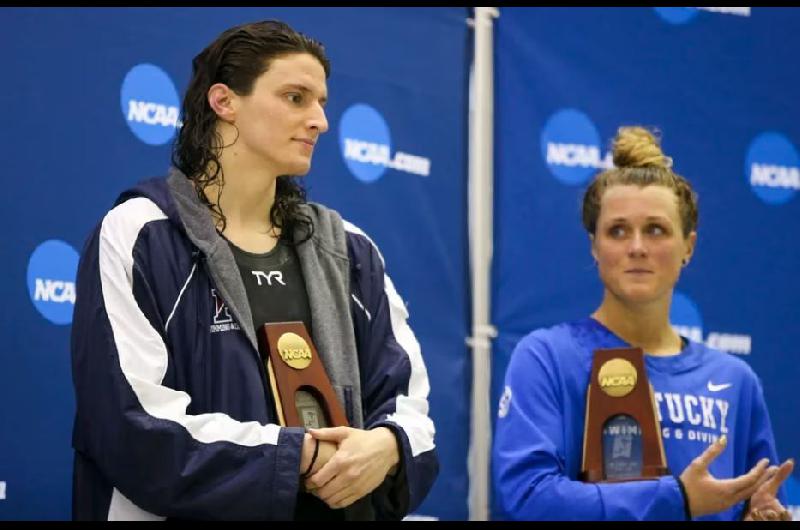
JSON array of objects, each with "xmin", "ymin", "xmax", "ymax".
[{"xmin": 744, "ymin": 458, "xmax": 794, "ymax": 521}]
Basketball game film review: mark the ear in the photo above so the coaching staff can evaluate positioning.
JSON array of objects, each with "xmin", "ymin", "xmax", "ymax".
[
  {"xmin": 683, "ymin": 231, "xmax": 697, "ymax": 265},
  {"xmin": 589, "ymin": 233, "xmax": 598, "ymax": 262},
  {"xmin": 207, "ymin": 83, "xmax": 237, "ymax": 123}
]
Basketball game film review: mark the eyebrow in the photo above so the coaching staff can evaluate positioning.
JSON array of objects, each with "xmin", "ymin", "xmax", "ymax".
[
  {"xmin": 281, "ymin": 83, "xmax": 328, "ymax": 105},
  {"xmin": 606, "ymin": 215, "xmax": 671, "ymax": 223}
]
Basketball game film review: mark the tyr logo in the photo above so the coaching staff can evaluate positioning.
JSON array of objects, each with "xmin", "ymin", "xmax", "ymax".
[{"xmin": 251, "ymin": 270, "xmax": 286, "ymax": 287}]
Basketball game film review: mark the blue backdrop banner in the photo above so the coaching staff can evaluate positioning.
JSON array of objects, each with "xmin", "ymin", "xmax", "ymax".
[{"xmin": 0, "ymin": 7, "xmax": 469, "ymax": 520}]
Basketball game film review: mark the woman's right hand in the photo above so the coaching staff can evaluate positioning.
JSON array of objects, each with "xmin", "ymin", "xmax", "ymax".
[{"xmin": 679, "ymin": 435, "xmax": 770, "ymax": 518}]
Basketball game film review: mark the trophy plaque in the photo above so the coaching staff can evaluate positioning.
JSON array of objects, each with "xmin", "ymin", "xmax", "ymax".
[
  {"xmin": 580, "ymin": 347, "xmax": 669, "ymax": 482},
  {"xmin": 257, "ymin": 321, "xmax": 349, "ymax": 429}
]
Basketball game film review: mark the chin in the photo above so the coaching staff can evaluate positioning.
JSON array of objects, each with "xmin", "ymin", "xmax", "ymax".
[
  {"xmin": 284, "ymin": 160, "xmax": 312, "ymax": 176},
  {"xmin": 616, "ymin": 287, "xmax": 660, "ymax": 305}
]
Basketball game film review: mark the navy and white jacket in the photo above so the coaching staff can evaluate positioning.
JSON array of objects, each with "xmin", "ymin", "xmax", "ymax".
[{"xmin": 70, "ymin": 170, "xmax": 438, "ymax": 520}]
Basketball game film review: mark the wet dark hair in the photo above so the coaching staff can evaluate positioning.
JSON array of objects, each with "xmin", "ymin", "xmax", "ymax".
[
  {"xmin": 581, "ymin": 126, "xmax": 698, "ymax": 238},
  {"xmin": 172, "ymin": 19, "xmax": 330, "ymax": 241}
]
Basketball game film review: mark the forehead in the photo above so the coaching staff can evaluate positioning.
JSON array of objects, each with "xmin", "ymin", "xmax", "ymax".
[
  {"xmin": 598, "ymin": 185, "xmax": 680, "ymax": 221},
  {"xmin": 254, "ymin": 53, "xmax": 327, "ymax": 93}
]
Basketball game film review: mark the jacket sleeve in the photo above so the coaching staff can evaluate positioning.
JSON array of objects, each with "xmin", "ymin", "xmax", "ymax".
[
  {"xmin": 346, "ymin": 228, "xmax": 439, "ymax": 519},
  {"xmin": 71, "ymin": 198, "xmax": 305, "ymax": 520},
  {"xmin": 492, "ymin": 334, "xmax": 687, "ymax": 521}
]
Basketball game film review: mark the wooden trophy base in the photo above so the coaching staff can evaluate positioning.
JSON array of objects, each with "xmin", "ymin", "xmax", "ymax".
[
  {"xmin": 258, "ymin": 321, "xmax": 349, "ymax": 428},
  {"xmin": 581, "ymin": 347, "xmax": 669, "ymax": 483}
]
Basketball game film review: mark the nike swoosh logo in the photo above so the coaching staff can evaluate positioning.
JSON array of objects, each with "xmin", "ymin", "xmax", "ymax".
[{"xmin": 707, "ymin": 381, "xmax": 732, "ymax": 392}]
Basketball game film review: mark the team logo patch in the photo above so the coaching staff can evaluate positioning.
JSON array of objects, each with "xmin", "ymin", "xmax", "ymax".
[
  {"xmin": 210, "ymin": 289, "xmax": 240, "ymax": 333},
  {"xmin": 498, "ymin": 385, "xmax": 512, "ymax": 418}
]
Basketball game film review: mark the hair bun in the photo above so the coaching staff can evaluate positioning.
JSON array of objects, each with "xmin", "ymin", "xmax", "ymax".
[{"xmin": 612, "ymin": 126, "xmax": 671, "ymax": 169}]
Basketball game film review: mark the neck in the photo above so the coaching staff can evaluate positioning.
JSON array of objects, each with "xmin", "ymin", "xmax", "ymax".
[
  {"xmin": 592, "ymin": 291, "xmax": 682, "ymax": 356},
  {"xmin": 205, "ymin": 122, "xmax": 280, "ymax": 236}
]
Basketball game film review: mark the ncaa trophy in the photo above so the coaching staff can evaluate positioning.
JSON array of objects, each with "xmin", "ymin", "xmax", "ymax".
[
  {"xmin": 580, "ymin": 347, "xmax": 669, "ymax": 482},
  {"xmin": 257, "ymin": 321, "xmax": 349, "ymax": 429}
]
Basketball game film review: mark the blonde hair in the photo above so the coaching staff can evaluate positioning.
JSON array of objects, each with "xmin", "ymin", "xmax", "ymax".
[{"xmin": 581, "ymin": 126, "xmax": 698, "ymax": 237}]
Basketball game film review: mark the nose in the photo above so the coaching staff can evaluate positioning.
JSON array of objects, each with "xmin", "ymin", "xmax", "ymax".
[
  {"xmin": 308, "ymin": 104, "xmax": 329, "ymax": 135},
  {"xmin": 628, "ymin": 231, "xmax": 647, "ymax": 257}
]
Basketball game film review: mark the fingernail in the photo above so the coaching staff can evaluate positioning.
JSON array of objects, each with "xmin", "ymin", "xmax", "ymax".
[{"xmin": 719, "ymin": 435, "xmax": 727, "ymax": 446}]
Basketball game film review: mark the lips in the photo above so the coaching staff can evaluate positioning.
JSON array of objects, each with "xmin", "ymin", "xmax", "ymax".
[
  {"xmin": 625, "ymin": 269, "xmax": 653, "ymax": 274},
  {"xmin": 294, "ymin": 138, "xmax": 316, "ymax": 146}
]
